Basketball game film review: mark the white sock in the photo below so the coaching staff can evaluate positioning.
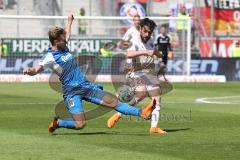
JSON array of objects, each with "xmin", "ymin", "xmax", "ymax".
[
  {"xmin": 117, "ymin": 112, "xmax": 122, "ymax": 117},
  {"xmin": 151, "ymin": 104, "xmax": 161, "ymax": 128}
]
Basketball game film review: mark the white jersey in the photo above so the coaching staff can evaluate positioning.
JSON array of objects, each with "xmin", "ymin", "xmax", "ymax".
[
  {"xmin": 122, "ymin": 26, "xmax": 140, "ymax": 41},
  {"xmin": 127, "ymin": 34, "xmax": 155, "ymax": 75}
]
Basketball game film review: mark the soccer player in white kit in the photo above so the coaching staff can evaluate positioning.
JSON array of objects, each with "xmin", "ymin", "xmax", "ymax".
[
  {"xmin": 108, "ymin": 18, "xmax": 167, "ymax": 134},
  {"xmin": 122, "ymin": 14, "xmax": 141, "ymax": 41}
]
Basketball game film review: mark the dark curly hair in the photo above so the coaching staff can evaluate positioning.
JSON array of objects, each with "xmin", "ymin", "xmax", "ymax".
[{"xmin": 140, "ymin": 18, "xmax": 157, "ymax": 31}]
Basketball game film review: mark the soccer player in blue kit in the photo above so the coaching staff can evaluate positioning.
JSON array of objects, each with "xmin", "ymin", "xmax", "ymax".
[{"xmin": 23, "ymin": 14, "xmax": 154, "ymax": 133}]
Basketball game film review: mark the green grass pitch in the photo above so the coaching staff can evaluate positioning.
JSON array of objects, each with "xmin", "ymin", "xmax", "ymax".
[{"xmin": 0, "ymin": 82, "xmax": 240, "ymax": 160}]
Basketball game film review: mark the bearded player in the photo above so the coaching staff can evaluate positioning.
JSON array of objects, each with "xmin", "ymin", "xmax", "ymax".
[{"xmin": 107, "ymin": 18, "xmax": 167, "ymax": 135}]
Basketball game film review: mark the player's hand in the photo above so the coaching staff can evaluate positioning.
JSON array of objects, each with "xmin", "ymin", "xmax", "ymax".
[
  {"xmin": 118, "ymin": 40, "xmax": 132, "ymax": 50},
  {"xmin": 23, "ymin": 68, "xmax": 32, "ymax": 75},
  {"xmin": 68, "ymin": 14, "xmax": 74, "ymax": 22},
  {"xmin": 146, "ymin": 50, "xmax": 154, "ymax": 56},
  {"xmin": 153, "ymin": 49, "xmax": 162, "ymax": 58},
  {"xmin": 168, "ymin": 51, "xmax": 173, "ymax": 59}
]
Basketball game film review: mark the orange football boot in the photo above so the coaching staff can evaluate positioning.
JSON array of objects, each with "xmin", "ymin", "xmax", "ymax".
[
  {"xmin": 48, "ymin": 117, "xmax": 58, "ymax": 133},
  {"xmin": 107, "ymin": 113, "xmax": 121, "ymax": 128},
  {"xmin": 149, "ymin": 127, "xmax": 167, "ymax": 135},
  {"xmin": 140, "ymin": 99, "xmax": 156, "ymax": 119}
]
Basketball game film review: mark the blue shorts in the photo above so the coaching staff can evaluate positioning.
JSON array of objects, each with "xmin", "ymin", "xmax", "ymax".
[{"xmin": 65, "ymin": 83, "xmax": 107, "ymax": 115}]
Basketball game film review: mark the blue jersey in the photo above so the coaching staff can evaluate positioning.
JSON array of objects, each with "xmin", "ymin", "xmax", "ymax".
[
  {"xmin": 39, "ymin": 48, "xmax": 89, "ymax": 98},
  {"xmin": 38, "ymin": 48, "xmax": 139, "ymax": 117}
]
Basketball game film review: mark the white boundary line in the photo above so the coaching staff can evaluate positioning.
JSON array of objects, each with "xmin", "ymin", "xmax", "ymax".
[{"xmin": 196, "ymin": 96, "xmax": 240, "ymax": 105}]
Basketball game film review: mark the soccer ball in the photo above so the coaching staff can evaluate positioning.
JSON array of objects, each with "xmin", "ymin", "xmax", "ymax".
[{"xmin": 116, "ymin": 85, "xmax": 135, "ymax": 103}]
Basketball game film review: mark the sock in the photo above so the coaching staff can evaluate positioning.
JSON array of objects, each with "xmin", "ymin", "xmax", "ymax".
[
  {"xmin": 117, "ymin": 112, "xmax": 122, "ymax": 117},
  {"xmin": 117, "ymin": 98, "xmax": 139, "ymax": 117},
  {"xmin": 115, "ymin": 102, "xmax": 141, "ymax": 116},
  {"xmin": 57, "ymin": 118, "xmax": 76, "ymax": 129},
  {"xmin": 151, "ymin": 104, "xmax": 161, "ymax": 128}
]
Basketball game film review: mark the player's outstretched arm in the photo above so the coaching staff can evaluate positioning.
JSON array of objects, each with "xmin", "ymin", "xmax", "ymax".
[
  {"xmin": 127, "ymin": 50, "xmax": 154, "ymax": 58},
  {"xmin": 66, "ymin": 14, "xmax": 74, "ymax": 42},
  {"xmin": 23, "ymin": 65, "xmax": 43, "ymax": 76}
]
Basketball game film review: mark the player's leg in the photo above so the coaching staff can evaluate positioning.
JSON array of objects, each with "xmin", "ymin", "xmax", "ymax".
[
  {"xmin": 107, "ymin": 85, "xmax": 147, "ymax": 128},
  {"xmin": 158, "ymin": 54, "xmax": 168, "ymax": 81},
  {"xmin": 83, "ymin": 84, "xmax": 154, "ymax": 119},
  {"xmin": 108, "ymin": 76, "xmax": 147, "ymax": 121},
  {"xmin": 141, "ymin": 73, "xmax": 167, "ymax": 134},
  {"xmin": 160, "ymin": 63, "xmax": 168, "ymax": 81},
  {"xmin": 147, "ymin": 85, "xmax": 167, "ymax": 135},
  {"xmin": 48, "ymin": 95, "xmax": 86, "ymax": 133}
]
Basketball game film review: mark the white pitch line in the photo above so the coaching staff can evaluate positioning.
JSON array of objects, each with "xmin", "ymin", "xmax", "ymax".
[{"xmin": 196, "ymin": 96, "xmax": 240, "ymax": 105}]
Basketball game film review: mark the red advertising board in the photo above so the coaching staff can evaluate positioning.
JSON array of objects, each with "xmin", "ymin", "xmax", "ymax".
[
  {"xmin": 201, "ymin": 7, "xmax": 240, "ymax": 33},
  {"xmin": 200, "ymin": 39, "xmax": 239, "ymax": 58},
  {"xmin": 199, "ymin": 7, "xmax": 240, "ymax": 57}
]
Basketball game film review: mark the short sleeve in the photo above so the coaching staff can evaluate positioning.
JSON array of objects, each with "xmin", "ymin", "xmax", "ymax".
[
  {"xmin": 127, "ymin": 36, "xmax": 138, "ymax": 51},
  {"xmin": 127, "ymin": 43, "xmax": 136, "ymax": 51},
  {"xmin": 122, "ymin": 29, "xmax": 132, "ymax": 41},
  {"xmin": 38, "ymin": 52, "xmax": 55, "ymax": 69},
  {"xmin": 147, "ymin": 38, "xmax": 154, "ymax": 49}
]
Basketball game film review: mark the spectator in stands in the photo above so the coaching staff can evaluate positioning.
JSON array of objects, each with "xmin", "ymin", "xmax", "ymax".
[
  {"xmin": 176, "ymin": 6, "xmax": 195, "ymax": 48},
  {"xmin": 232, "ymin": 42, "xmax": 240, "ymax": 57},
  {"xmin": 79, "ymin": 8, "xmax": 86, "ymax": 35},
  {"xmin": 100, "ymin": 43, "xmax": 113, "ymax": 57},
  {"xmin": 0, "ymin": 0, "xmax": 4, "ymax": 9},
  {"xmin": 177, "ymin": 6, "xmax": 190, "ymax": 31},
  {"xmin": 0, "ymin": 38, "xmax": 8, "ymax": 56}
]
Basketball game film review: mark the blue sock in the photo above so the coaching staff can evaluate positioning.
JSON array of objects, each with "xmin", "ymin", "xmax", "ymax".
[
  {"xmin": 57, "ymin": 118, "xmax": 76, "ymax": 129},
  {"xmin": 115, "ymin": 102, "xmax": 141, "ymax": 116}
]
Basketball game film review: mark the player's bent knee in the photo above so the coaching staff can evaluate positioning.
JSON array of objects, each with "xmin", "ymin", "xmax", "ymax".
[
  {"xmin": 75, "ymin": 120, "xmax": 86, "ymax": 129},
  {"xmin": 71, "ymin": 112, "xmax": 86, "ymax": 129}
]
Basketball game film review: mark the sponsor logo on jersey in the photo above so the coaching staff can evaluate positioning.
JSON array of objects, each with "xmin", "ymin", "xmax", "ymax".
[
  {"xmin": 68, "ymin": 99, "xmax": 75, "ymax": 108},
  {"xmin": 61, "ymin": 53, "xmax": 72, "ymax": 62}
]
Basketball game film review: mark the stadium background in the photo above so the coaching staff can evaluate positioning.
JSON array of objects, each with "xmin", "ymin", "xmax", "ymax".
[
  {"xmin": 0, "ymin": 1, "xmax": 240, "ymax": 160},
  {"xmin": 0, "ymin": 0, "xmax": 240, "ymax": 82}
]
